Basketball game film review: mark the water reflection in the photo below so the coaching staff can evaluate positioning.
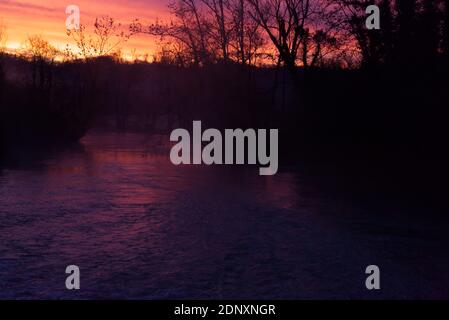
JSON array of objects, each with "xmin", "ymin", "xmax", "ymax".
[{"xmin": 0, "ymin": 131, "xmax": 448, "ymax": 299}]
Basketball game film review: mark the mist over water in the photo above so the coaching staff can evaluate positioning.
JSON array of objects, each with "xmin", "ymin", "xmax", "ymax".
[{"xmin": 0, "ymin": 131, "xmax": 448, "ymax": 299}]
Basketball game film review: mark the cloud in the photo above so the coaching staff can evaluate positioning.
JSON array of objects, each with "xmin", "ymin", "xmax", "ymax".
[{"xmin": 0, "ymin": 0, "xmax": 58, "ymax": 13}]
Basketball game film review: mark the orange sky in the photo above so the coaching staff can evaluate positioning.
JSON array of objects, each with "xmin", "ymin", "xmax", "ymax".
[{"xmin": 0, "ymin": 0, "xmax": 171, "ymax": 59}]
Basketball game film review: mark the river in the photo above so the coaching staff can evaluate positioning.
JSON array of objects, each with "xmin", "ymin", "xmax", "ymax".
[{"xmin": 0, "ymin": 131, "xmax": 448, "ymax": 299}]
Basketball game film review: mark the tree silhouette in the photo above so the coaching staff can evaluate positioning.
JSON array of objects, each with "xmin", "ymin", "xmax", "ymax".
[
  {"xmin": 247, "ymin": 0, "xmax": 309, "ymax": 70},
  {"xmin": 230, "ymin": 0, "xmax": 266, "ymax": 65},
  {"xmin": 332, "ymin": 0, "xmax": 387, "ymax": 67},
  {"xmin": 0, "ymin": 22, "xmax": 6, "ymax": 90},
  {"xmin": 379, "ymin": 0, "xmax": 394, "ymax": 65},
  {"xmin": 202, "ymin": 0, "xmax": 232, "ymax": 62},
  {"xmin": 131, "ymin": 0, "xmax": 209, "ymax": 65},
  {"xmin": 67, "ymin": 16, "xmax": 130, "ymax": 59},
  {"xmin": 26, "ymin": 35, "xmax": 59, "ymax": 88},
  {"xmin": 416, "ymin": 0, "xmax": 441, "ymax": 68},
  {"xmin": 443, "ymin": 0, "xmax": 449, "ymax": 67},
  {"xmin": 131, "ymin": 0, "xmax": 265, "ymax": 66},
  {"xmin": 396, "ymin": 0, "xmax": 417, "ymax": 66}
]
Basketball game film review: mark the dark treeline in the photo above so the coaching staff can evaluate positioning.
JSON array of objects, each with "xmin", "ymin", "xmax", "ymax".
[
  {"xmin": 345, "ymin": 0, "xmax": 449, "ymax": 70},
  {"xmin": 0, "ymin": 53, "xmax": 97, "ymax": 146}
]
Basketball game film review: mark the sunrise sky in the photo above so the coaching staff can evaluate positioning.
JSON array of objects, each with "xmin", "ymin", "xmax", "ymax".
[{"xmin": 0, "ymin": 0, "xmax": 171, "ymax": 58}]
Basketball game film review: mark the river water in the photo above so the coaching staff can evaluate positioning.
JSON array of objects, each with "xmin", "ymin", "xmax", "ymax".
[{"xmin": 0, "ymin": 131, "xmax": 448, "ymax": 299}]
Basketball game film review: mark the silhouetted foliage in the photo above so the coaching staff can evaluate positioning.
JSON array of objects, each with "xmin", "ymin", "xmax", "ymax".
[
  {"xmin": 131, "ymin": 0, "xmax": 267, "ymax": 66},
  {"xmin": 443, "ymin": 0, "xmax": 449, "ymax": 66},
  {"xmin": 67, "ymin": 15, "xmax": 131, "ymax": 60}
]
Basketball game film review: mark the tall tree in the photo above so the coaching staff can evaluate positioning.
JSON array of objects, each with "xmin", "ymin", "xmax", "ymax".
[
  {"xmin": 247, "ymin": 0, "xmax": 339, "ymax": 70},
  {"xmin": 230, "ymin": 0, "xmax": 265, "ymax": 65},
  {"xmin": 396, "ymin": 0, "xmax": 417, "ymax": 65},
  {"xmin": 132, "ymin": 0, "xmax": 265, "ymax": 66},
  {"xmin": 379, "ymin": 0, "xmax": 394, "ymax": 65},
  {"xmin": 417, "ymin": 0, "xmax": 441, "ymax": 67},
  {"xmin": 27, "ymin": 35, "xmax": 59, "ymax": 88},
  {"xmin": 201, "ymin": 0, "xmax": 231, "ymax": 62},
  {"xmin": 67, "ymin": 16, "xmax": 130, "ymax": 59},
  {"xmin": 333, "ymin": 0, "xmax": 385, "ymax": 68},
  {"xmin": 247, "ymin": 0, "xmax": 311, "ymax": 70},
  {"xmin": 443, "ymin": 0, "xmax": 449, "ymax": 64},
  {"xmin": 0, "ymin": 23, "xmax": 5, "ymax": 98}
]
